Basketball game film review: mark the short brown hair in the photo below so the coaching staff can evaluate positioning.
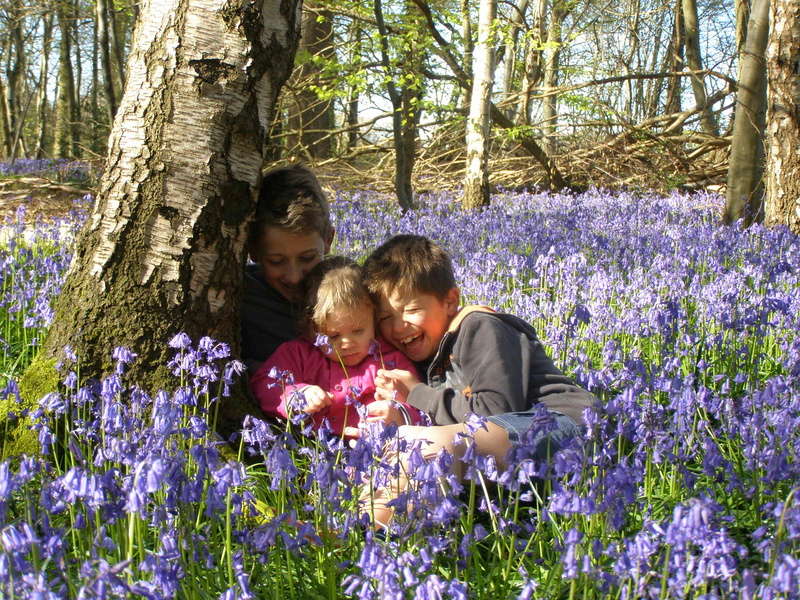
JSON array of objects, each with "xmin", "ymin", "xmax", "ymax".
[
  {"xmin": 362, "ymin": 235, "xmax": 457, "ymax": 300},
  {"xmin": 300, "ymin": 256, "xmax": 373, "ymax": 336},
  {"xmin": 249, "ymin": 164, "xmax": 333, "ymax": 248}
]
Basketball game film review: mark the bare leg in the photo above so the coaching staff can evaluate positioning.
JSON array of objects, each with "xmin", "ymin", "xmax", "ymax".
[{"xmin": 365, "ymin": 422, "xmax": 512, "ymax": 528}]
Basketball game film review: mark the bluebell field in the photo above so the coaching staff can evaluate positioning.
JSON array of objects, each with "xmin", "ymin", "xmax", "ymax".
[{"xmin": 1, "ymin": 159, "xmax": 799, "ymax": 599}]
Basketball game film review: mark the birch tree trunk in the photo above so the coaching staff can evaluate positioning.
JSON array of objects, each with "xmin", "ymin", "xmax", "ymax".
[
  {"xmin": 681, "ymin": 0, "xmax": 718, "ymax": 135},
  {"xmin": 724, "ymin": 0, "xmax": 768, "ymax": 226},
  {"xmin": 765, "ymin": 0, "xmax": 800, "ymax": 233},
  {"xmin": 463, "ymin": 0, "xmax": 496, "ymax": 209},
  {"xmin": 40, "ymin": 0, "xmax": 301, "ymax": 389}
]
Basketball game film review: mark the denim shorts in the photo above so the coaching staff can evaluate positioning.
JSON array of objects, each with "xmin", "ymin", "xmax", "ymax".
[{"xmin": 487, "ymin": 409, "xmax": 580, "ymax": 460}]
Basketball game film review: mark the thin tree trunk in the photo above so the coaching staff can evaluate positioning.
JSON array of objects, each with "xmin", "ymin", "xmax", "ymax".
[
  {"xmin": 55, "ymin": 4, "xmax": 79, "ymax": 158},
  {"xmin": 36, "ymin": 12, "xmax": 55, "ymax": 159},
  {"xmin": 541, "ymin": 1, "xmax": 567, "ymax": 156},
  {"xmin": 765, "ymin": 0, "xmax": 800, "ymax": 233},
  {"xmin": 457, "ymin": 0, "xmax": 473, "ymax": 111},
  {"xmin": 0, "ymin": 71, "xmax": 12, "ymax": 157},
  {"xmin": 464, "ymin": 0, "xmax": 496, "ymax": 209},
  {"xmin": 286, "ymin": 2, "xmax": 335, "ymax": 159},
  {"xmin": 681, "ymin": 0, "xmax": 718, "ymax": 134},
  {"xmin": 344, "ymin": 20, "xmax": 361, "ymax": 152},
  {"xmin": 374, "ymin": 0, "xmax": 415, "ymax": 210},
  {"xmin": 516, "ymin": 0, "xmax": 546, "ymax": 126},
  {"xmin": 7, "ymin": 5, "xmax": 26, "ymax": 159},
  {"xmin": 500, "ymin": 0, "xmax": 529, "ymax": 119},
  {"xmin": 108, "ymin": 0, "xmax": 127, "ymax": 89},
  {"xmin": 724, "ymin": 0, "xmax": 769, "ymax": 226},
  {"xmin": 97, "ymin": 0, "xmax": 118, "ymax": 121},
  {"xmin": 41, "ymin": 0, "xmax": 302, "ymax": 388},
  {"xmin": 72, "ymin": 0, "xmax": 83, "ymax": 131},
  {"xmin": 664, "ymin": 0, "xmax": 685, "ymax": 116}
]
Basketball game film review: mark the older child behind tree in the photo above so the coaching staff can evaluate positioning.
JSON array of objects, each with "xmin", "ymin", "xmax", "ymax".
[{"xmin": 250, "ymin": 257, "xmax": 424, "ymax": 436}]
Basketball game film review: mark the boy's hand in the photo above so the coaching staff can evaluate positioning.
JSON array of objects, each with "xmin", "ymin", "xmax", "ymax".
[
  {"xmin": 299, "ymin": 385, "xmax": 333, "ymax": 414},
  {"xmin": 364, "ymin": 400, "xmax": 405, "ymax": 426},
  {"xmin": 375, "ymin": 368, "xmax": 421, "ymax": 404}
]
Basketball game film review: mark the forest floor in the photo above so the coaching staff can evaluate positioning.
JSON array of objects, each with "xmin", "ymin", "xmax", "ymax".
[{"xmin": 0, "ymin": 176, "xmax": 92, "ymax": 220}]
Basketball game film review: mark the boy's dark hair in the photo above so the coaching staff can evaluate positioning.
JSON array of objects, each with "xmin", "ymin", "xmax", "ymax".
[
  {"xmin": 300, "ymin": 256, "xmax": 373, "ymax": 338},
  {"xmin": 248, "ymin": 164, "xmax": 333, "ymax": 248},
  {"xmin": 363, "ymin": 235, "xmax": 457, "ymax": 300}
]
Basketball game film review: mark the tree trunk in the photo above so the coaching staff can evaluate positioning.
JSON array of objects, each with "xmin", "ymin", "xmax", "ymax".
[
  {"xmin": 463, "ymin": 0, "xmax": 496, "ymax": 209},
  {"xmin": 71, "ymin": 0, "xmax": 83, "ymax": 131},
  {"xmin": 374, "ymin": 0, "xmax": 416, "ymax": 210},
  {"xmin": 724, "ymin": 0, "xmax": 769, "ymax": 226},
  {"xmin": 36, "ymin": 11, "xmax": 54, "ymax": 158},
  {"xmin": 286, "ymin": 2, "xmax": 335, "ymax": 160},
  {"xmin": 97, "ymin": 0, "xmax": 118, "ymax": 122},
  {"xmin": 108, "ymin": 0, "xmax": 128, "ymax": 89},
  {"xmin": 681, "ymin": 0, "xmax": 718, "ymax": 135},
  {"xmin": 55, "ymin": 4, "xmax": 79, "ymax": 158},
  {"xmin": 500, "ymin": 0, "xmax": 529, "ymax": 119},
  {"xmin": 6, "ymin": 5, "xmax": 26, "ymax": 159},
  {"xmin": 0, "ymin": 75, "xmax": 12, "ymax": 157},
  {"xmin": 541, "ymin": 0, "xmax": 567, "ymax": 156},
  {"xmin": 41, "ymin": 0, "xmax": 302, "ymax": 388},
  {"xmin": 664, "ymin": 0, "xmax": 685, "ymax": 116},
  {"xmin": 765, "ymin": 0, "xmax": 800, "ymax": 233},
  {"xmin": 457, "ymin": 0, "xmax": 473, "ymax": 111},
  {"xmin": 344, "ymin": 19, "xmax": 362, "ymax": 152},
  {"xmin": 516, "ymin": 0, "xmax": 546, "ymax": 125}
]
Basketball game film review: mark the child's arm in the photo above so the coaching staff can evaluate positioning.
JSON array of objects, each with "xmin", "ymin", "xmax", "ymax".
[
  {"xmin": 403, "ymin": 314, "xmax": 534, "ymax": 425},
  {"xmin": 250, "ymin": 341, "xmax": 331, "ymax": 419},
  {"xmin": 370, "ymin": 351, "xmax": 426, "ymax": 425}
]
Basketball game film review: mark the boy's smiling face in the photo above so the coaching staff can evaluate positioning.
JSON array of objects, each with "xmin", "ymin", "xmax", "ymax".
[{"xmin": 377, "ymin": 286, "xmax": 460, "ymax": 362}]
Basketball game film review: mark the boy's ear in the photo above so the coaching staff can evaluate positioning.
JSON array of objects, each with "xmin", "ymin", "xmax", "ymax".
[{"xmin": 444, "ymin": 287, "xmax": 460, "ymax": 316}]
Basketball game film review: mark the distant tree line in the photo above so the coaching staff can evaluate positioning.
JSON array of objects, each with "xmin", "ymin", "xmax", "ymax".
[{"xmin": 0, "ymin": 0, "xmax": 798, "ymax": 231}]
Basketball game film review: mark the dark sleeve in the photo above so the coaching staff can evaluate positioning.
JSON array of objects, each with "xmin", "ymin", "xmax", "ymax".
[{"xmin": 406, "ymin": 315, "xmax": 531, "ymax": 425}]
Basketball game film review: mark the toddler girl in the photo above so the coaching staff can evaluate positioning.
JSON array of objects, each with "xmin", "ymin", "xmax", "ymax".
[{"xmin": 250, "ymin": 256, "xmax": 424, "ymax": 435}]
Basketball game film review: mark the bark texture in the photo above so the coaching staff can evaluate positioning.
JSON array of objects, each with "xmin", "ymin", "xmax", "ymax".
[
  {"xmin": 42, "ymin": 0, "xmax": 301, "ymax": 388},
  {"xmin": 463, "ymin": 0, "xmax": 496, "ymax": 209},
  {"xmin": 765, "ymin": 0, "xmax": 800, "ymax": 233},
  {"xmin": 724, "ymin": 0, "xmax": 769, "ymax": 226}
]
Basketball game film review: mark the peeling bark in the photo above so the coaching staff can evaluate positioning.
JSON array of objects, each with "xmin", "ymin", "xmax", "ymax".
[
  {"xmin": 765, "ymin": 0, "xmax": 800, "ymax": 233},
  {"xmin": 42, "ymin": 0, "xmax": 302, "ymax": 388}
]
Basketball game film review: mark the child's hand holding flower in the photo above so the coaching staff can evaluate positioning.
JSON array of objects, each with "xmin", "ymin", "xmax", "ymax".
[
  {"xmin": 375, "ymin": 368, "xmax": 420, "ymax": 404},
  {"xmin": 298, "ymin": 385, "xmax": 333, "ymax": 414}
]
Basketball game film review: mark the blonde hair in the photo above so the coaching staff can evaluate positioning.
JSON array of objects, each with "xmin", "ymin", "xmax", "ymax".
[{"xmin": 300, "ymin": 256, "xmax": 373, "ymax": 336}]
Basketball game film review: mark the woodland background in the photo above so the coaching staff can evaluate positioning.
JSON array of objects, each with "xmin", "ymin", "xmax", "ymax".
[{"xmin": 1, "ymin": 0, "xmax": 795, "ymax": 228}]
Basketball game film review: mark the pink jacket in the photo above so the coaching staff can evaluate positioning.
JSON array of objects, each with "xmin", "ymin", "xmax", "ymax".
[{"xmin": 250, "ymin": 337, "xmax": 424, "ymax": 434}]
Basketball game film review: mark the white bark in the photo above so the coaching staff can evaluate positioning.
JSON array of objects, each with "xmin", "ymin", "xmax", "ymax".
[
  {"xmin": 765, "ymin": 0, "xmax": 800, "ymax": 233},
  {"xmin": 45, "ymin": 0, "xmax": 301, "ymax": 381},
  {"xmin": 464, "ymin": 0, "xmax": 496, "ymax": 209}
]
